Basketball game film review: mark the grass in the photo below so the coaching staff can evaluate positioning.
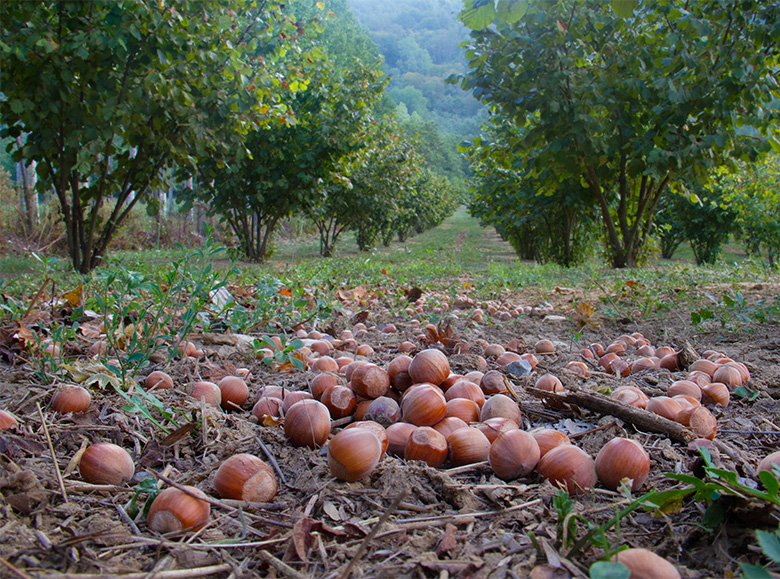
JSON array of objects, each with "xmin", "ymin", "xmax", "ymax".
[{"xmin": 1, "ymin": 207, "xmax": 778, "ymax": 336}]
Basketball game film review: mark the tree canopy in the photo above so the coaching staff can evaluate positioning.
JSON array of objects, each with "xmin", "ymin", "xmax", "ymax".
[
  {"xmin": 454, "ymin": 0, "xmax": 780, "ymax": 267},
  {"xmin": 0, "ymin": 0, "xmax": 303, "ymax": 272}
]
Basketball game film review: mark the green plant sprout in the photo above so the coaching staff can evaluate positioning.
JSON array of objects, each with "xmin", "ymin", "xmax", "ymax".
[
  {"xmin": 651, "ymin": 447, "xmax": 780, "ymax": 515},
  {"xmin": 647, "ymin": 447, "xmax": 780, "ymax": 576},
  {"xmin": 124, "ymin": 477, "xmax": 161, "ymax": 521},
  {"xmin": 254, "ymin": 335, "xmax": 305, "ymax": 370},
  {"xmin": 740, "ymin": 527, "xmax": 780, "ymax": 578},
  {"xmin": 111, "ymin": 381, "xmax": 186, "ymax": 434},
  {"xmin": 529, "ymin": 487, "xmax": 659, "ymax": 577},
  {"xmin": 690, "ymin": 290, "xmax": 778, "ymax": 331}
]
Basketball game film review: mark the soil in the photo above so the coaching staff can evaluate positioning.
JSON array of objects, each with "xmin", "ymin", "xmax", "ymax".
[{"xmin": 1, "ymin": 283, "xmax": 779, "ymax": 579}]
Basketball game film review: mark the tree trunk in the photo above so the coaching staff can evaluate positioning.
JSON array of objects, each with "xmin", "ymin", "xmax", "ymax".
[
  {"xmin": 15, "ymin": 138, "xmax": 39, "ymax": 236},
  {"xmin": 585, "ymin": 165, "xmax": 668, "ymax": 268}
]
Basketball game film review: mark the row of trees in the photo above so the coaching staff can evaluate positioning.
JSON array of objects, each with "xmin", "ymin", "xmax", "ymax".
[
  {"xmin": 454, "ymin": 0, "xmax": 780, "ymax": 268},
  {"xmin": 0, "ymin": 0, "xmax": 460, "ymax": 272}
]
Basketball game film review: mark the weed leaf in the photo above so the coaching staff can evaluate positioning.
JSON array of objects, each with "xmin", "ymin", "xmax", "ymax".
[
  {"xmin": 756, "ymin": 530, "xmax": 780, "ymax": 564},
  {"xmin": 758, "ymin": 471, "xmax": 780, "ymax": 499},
  {"xmin": 739, "ymin": 563, "xmax": 773, "ymax": 578},
  {"xmin": 589, "ymin": 561, "xmax": 630, "ymax": 579}
]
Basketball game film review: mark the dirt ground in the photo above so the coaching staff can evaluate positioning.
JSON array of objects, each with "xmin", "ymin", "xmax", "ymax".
[{"xmin": 1, "ymin": 284, "xmax": 779, "ymax": 579}]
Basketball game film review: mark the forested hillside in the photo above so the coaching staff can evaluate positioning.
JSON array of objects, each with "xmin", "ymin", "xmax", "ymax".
[{"xmin": 347, "ymin": 0, "xmax": 486, "ymax": 138}]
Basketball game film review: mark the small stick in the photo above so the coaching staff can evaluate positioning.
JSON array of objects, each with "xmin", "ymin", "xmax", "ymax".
[
  {"xmin": 35, "ymin": 563, "xmax": 233, "ymax": 579},
  {"xmin": 525, "ymin": 385, "xmax": 695, "ymax": 444},
  {"xmin": 116, "ymin": 504, "xmax": 142, "ymax": 536},
  {"xmin": 330, "ymin": 416, "xmax": 353, "ymax": 429},
  {"xmin": 23, "ymin": 276, "xmax": 51, "ymax": 319},
  {"xmin": 719, "ymin": 430, "xmax": 780, "ymax": 435},
  {"xmin": 761, "ymin": 418, "xmax": 780, "ymax": 432},
  {"xmin": 257, "ymin": 549, "xmax": 306, "ymax": 579},
  {"xmin": 147, "ymin": 470, "xmax": 292, "ymax": 528},
  {"xmin": 94, "ymin": 536, "xmax": 288, "ymax": 551},
  {"xmin": 340, "ymin": 490, "xmax": 408, "ymax": 579},
  {"xmin": 569, "ymin": 420, "xmax": 618, "ymax": 440},
  {"xmin": 219, "ymin": 499, "xmax": 288, "ymax": 511},
  {"xmin": 37, "ymin": 402, "xmax": 68, "ymax": 504},
  {"xmin": 256, "ymin": 436, "xmax": 286, "ymax": 485},
  {"xmin": 396, "ymin": 498, "xmax": 543, "ymax": 525},
  {"xmin": 0, "ymin": 554, "xmax": 33, "ymax": 579},
  {"xmin": 444, "ymin": 461, "xmax": 489, "ymax": 475},
  {"xmin": 201, "ymin": 396, "xmax": 208, "ymax": 448},
  {"xmin": 64, "ymin": 482, "xmax": 136, "ymax": 492}
]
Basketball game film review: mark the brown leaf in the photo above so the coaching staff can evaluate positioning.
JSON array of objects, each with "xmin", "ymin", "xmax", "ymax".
[
  {"xmin": 62, "ymin": 284, "xmax": 83, "ymax": 307},
  {"xmin": 350, "ymin": 310, "xmax": 370, "ymax": 325},
  {"xmin": 12, "ymin": 321, "xmax": 36, "ymax": 349},
  {"xmin": 0, "ymin": 435, "xmax": 46, "ymax": 458},
  {"xmin": 160, "ymin": 422, "xmax": 196, "ymax": 446},
  {"xmin": 262, "ymin": 415, "xmax": 283, "ymax": 427},
  {"xmin": 424, "ymin": 323, "xmax": 439, "ymax": 344},
  {"xmin": 5, "ymin": 492, "xmax": 36, "ymax": 514},
  {"xmin": 352, "ymin": 285, "xmax": 368, "ymax": 303},
  {"xmin": 572, "ymin": 301, "xmax": 600, "ymax": 330},
  {"xmin": 291, "ymin": 517, "xmax": 315, "ymax": 561},
  {"xmin": 436, "ymin": 523, "xmax": 458, "ymax": 557},
  {"xmin": 438, "ymin": 318, "xmax": 453, "ymax": 340},
  {"xmin": 79, "ymin": 323, "xmax": 103, "ymax": 340}
]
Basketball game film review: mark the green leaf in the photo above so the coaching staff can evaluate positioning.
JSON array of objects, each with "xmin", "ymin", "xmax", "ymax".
[
  {"xmin": 611, "ymin": 0, "xmax": 637, "ymax": 18},
  {"xmin": 461, "ymin": 0, "xmax": 497, "ymax": 30},
  {"xmin": 644, "ymin": 487, "xmax": 695, "ymax": 513},
  {"xmin": 758, "ymin": 471, "xmax": 780, "ymax": 499},
  {"xmin": 458, "ymin": 140, "xmax": 473, "ymax": 153},
  {"xmin": 739, "ymin": 563, "xmax": 773, "ymax": 579},
  {"xmin": 734, "ymin": 386, "xmax": 760, "ymax": 401},
  {"xmin": 496, "ymin": 0, "xmax": 528, "ymax": 24},
  {"xmin": 756, "ymin": 530, "xmax": 780, "ymax": 564},
  {"xmin": 589, "ymin": 562, "xmax": 630, "ymax": 579},
  {"xmin": 702, "ymin": 501, "xmax": 724, "ymax": 529}
]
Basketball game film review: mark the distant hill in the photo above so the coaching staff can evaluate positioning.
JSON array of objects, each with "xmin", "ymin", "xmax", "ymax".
[{"xmin": 347, "ymin": 0, "xmax": 486, "ymax": 138}]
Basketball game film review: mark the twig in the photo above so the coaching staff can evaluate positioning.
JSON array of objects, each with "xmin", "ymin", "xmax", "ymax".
[
  {"xmin": 257, "ymin": 550, "xmax": 305, "ymax": 579},
  {"xmin": 92, "ymin": 536, "xmax": 288, "ymax": 551},
  {"xmin": 719, "ymin": 430, "xmax": 780, "ymax": 435},
  {"xmin": 330, "ymin": 416, "xmax": 353, "ymax": 429},
  {"xmin": 23, "ymin": 276, "xmax": 51, "ymax": 319},
  {"xmin": 256, "ymin": 436, "xmax": 286, "ymax": 485},
  {"xmin": 568, "ymin": 420, "xmax": 618, "ymax": 440},
  {"xmin": 147, "ymin": 470, "xmax": 292, "ymax": 529},
  {"xmin": 218, "ymin": 499, "xmax": 288, "ymax": 511},
  {"xmin": 116, "ymin": 504, "xmax": 141, "ymax": 536},
  {"xmin": 444, "ymin": 461, "xmax": 489, "ymax": 475},
  {"xmin": 525, "ymin": 385, "xmax": 695, "ymax": 444},
  {"xmin": 371, "ymin": 499, "xmax": 545, "ymax": 540},
  {"xmin": 64, "ymin": 482, "xmax": 135, "ymax": 493},
  {"xmin": 340, "ymin": 490, "xmax": 408, "ymax": 579},
  {"xmin": 0, "ymin": 555, "xmax": 33, "ymax": 579},
  {"xmin": 37, "ymin": 402, "xmax": 68, "ymax": 504},
  {"xmin": 33, "ymin": 563, "xmax": 232, "ymax": 578},
  {"xmin": 396, "ymin": 498, "xmax": 543, "ymax": 525},
  {"xmin": 201, "ymin": 395, "xmax": 208, "ymax": 448}
]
